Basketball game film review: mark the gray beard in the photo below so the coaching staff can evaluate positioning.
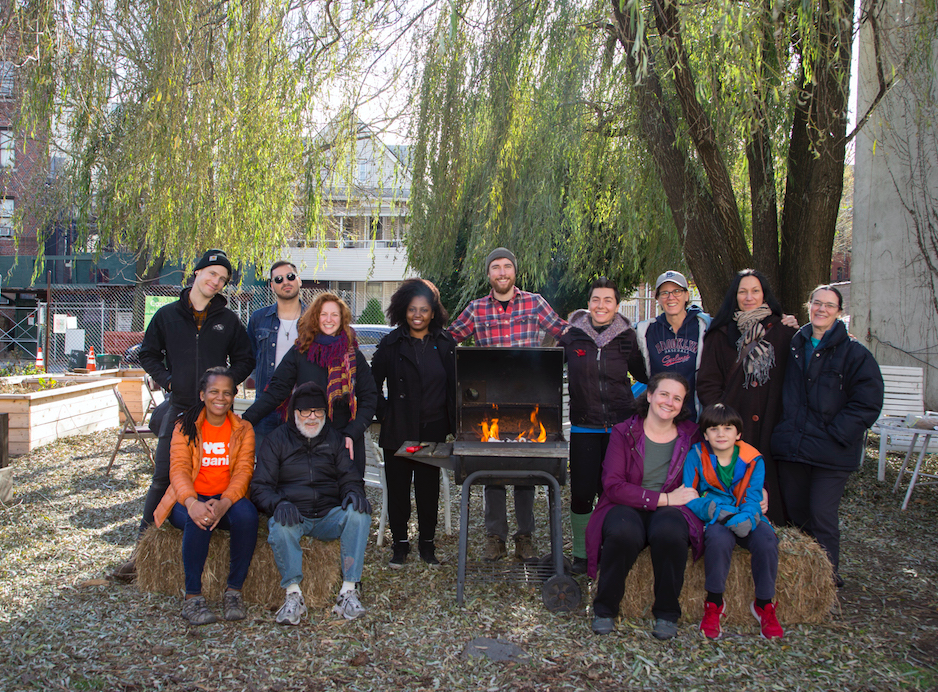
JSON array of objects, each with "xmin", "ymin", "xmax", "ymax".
[{"xmin": 294, "ymin": 412, "xmax": 324, "ymax": 439}]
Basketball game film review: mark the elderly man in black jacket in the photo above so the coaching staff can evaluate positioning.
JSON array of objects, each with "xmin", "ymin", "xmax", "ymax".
[{"xmin": 251, "ymin": 382, "xmax": 372, "ymax": 625}]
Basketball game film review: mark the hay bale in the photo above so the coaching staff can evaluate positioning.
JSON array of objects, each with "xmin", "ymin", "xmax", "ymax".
[
  {"xmin": 137, "ymin": 522, "xmax": 341, "ymax": 609},
  {"xmin": 617, "ymin": 527, "xmax": 836, "ymax": 625}
]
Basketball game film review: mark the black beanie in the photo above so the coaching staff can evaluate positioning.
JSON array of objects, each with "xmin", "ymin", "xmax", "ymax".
[
  {"xmin": 194, "ymin": 249, "xmax": 233, "ymax": 276},
  {"xmin": 292, "ymin": 382, "xmax": 327, "ymax": 411}
]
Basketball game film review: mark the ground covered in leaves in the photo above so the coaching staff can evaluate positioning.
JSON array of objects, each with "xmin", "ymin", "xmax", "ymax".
[{"xmin": 1, "ymin": 431, "xmax": 937, "ymax": 691}]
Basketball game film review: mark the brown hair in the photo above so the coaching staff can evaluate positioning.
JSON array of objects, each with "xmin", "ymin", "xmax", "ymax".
[
  {"xmin": 635, "ymin": 371, "xmax": 691, "ymax": 421},
  {"xmin": 296, "ymin": 292, "xmax": 353, "ymax": 352},
  {"xmin": 698, "ymin": 403, "xmax": 743, "ymax": 435}
]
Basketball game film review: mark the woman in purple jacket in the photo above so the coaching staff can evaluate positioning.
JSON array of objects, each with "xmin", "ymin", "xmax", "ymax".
[{"xmin": 586, "ymin": 372, "xmax": 704, "ymax": 639}]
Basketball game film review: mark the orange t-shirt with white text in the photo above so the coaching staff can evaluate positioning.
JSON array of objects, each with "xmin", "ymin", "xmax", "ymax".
[{"xmin": 193, "ymin": 417, "xmax": 232, "ymax": 496}]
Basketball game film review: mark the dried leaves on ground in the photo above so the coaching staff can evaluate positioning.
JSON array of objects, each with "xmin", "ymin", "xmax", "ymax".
[{"xmin": 1, "ymin": 431, "xmax": 937, "ymax": 691}]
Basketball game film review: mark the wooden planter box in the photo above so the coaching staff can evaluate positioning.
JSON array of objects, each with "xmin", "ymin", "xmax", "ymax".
[{"xmin": 0, "ymin": 378, "xmax": 121, "ymax": 455}]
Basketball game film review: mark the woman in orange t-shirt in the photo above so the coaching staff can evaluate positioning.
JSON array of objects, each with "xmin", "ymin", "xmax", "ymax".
[{"xmin": 153, "ymin": 366, "xmax": 258, "ymax": 625}]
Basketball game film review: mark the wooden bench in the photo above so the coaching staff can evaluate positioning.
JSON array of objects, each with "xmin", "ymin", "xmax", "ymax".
[
  {"xmin": 137, "ymin": 523, "xmax": 341, "ymax": 609},
  {"xmin": 617, "ymin": 527, "xmax": 836, "ymax": 625}
]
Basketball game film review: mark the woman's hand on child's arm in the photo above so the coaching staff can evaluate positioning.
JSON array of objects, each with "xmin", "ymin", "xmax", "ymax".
[
  {"xmin": 660, "ymin": 485, "xmax": 699, "ymax": 507},
  {"xmin": 760, "ymin": 489, "xmax": 769, "ymax": 515}
]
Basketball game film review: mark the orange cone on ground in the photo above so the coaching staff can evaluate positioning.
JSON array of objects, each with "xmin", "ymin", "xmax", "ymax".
[
  {"xmin": 35, "ymin": 345, "xmax": 44, "ymax": 368},
  {"xmin": 87, "ymin": 345, "xmax": 96, "ymax": 372}
]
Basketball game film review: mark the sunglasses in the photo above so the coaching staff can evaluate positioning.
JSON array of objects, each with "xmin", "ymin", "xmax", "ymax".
[{"xmin": 272, "ymin": 273, "xmax": 297, "ymax": 284}]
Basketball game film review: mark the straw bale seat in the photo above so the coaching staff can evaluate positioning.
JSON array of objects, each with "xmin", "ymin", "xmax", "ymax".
[
  {"xmin": 617, "ymin": 527, "xmax": 836, "ymax": 625},
  {"xmin": 137, "ymin": 523, "xmax": 341, "ymax": 609}
]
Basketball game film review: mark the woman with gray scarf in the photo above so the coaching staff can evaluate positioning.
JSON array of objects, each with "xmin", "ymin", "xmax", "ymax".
[
  {"xmin": 696, "ymin": 269, "xmax": 796, "ymax": 525},
  {"xmin": 559, "ymin": 278, "xmax": 647, "ymax": 573}
]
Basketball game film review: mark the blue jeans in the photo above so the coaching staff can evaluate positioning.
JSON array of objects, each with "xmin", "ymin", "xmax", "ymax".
[
  {"xmin": 703, "ymin": 520, "xmax": 779, "ymax": 601},
  {"xmin": 169, "ymin": 496, "xmax": 259, "ymax": 595},
  {"xmin": 267, "ymin": 506, "xmax": 370, "ymax": 588},
  {"xmin": 252, "ymin": 414, "xmax": 282, "ymax": 456}
]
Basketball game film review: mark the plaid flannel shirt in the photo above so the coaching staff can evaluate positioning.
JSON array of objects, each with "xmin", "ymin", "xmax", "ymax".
[{"xmin": 448, "ymin": 289, "xmax": 567, "ymax": 347}]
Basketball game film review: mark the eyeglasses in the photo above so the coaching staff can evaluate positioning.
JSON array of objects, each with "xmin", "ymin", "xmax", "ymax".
[
  {"xmin": 810, "ymin": 300, "xmax": 840, "ymax": 311},
  {"xmin": 273, "ymin": 273, "xmax": 297, "ymax": 284},
  {"xmin": 658, "ymin": 289, "xmax": 686, "ymax": 298},
  {"xmin": 297, "ymin": 408, "xmax": 326, "ymax": 419}
]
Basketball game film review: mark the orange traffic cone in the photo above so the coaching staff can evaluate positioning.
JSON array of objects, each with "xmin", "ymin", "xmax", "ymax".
[
  {"xmin": 35, "ymin": 345, "xmax": 44, "ymax": 369},
  {"xmin": 87, "ymin": 345, "xmax": 96, "ymax": 372}
]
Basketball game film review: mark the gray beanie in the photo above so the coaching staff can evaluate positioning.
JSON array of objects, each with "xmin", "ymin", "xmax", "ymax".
[{"xmin": 484, "ymin": 247, "xmax": 517, "ymax": 273}]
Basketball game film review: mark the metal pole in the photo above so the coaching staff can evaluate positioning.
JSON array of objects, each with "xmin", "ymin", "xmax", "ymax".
[{"xmin": 45, "ymin": 271, "xmax": 51, "ymax": 373}]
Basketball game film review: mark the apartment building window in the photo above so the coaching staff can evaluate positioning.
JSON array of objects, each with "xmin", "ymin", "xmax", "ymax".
[
  {"xmin": 0, "ymin": 128, "xmax": 14, "ymax": 168},
  {"xmin": 0, "ymin": 197, "xmax": 13, "ymax": 236},
  {"xmin": 0, "ymin": 62, "xmax": 13, "ymax": 98}
]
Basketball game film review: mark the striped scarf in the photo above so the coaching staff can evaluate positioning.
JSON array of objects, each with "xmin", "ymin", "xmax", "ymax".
[
  {"xmin": 307, "ymin": 332, "xmax": 358, "ymax": 421},
  {"xmin": 733, "ymin": 305, "xmax": 775, "ymax": 389}
]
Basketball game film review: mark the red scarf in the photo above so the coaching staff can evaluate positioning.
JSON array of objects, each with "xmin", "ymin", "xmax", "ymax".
[{"xmin": 307, "ymin": 332, "xmax": 357, "ymax": 421}]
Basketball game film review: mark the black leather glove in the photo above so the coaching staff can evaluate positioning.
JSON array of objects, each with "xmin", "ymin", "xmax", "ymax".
[
  {"xmin": 341, "ymin": 491, "xmax": 372, "ymax": 515},
  {"xmin": 273, "ymin": 501, "xmax": 301, "ymax": 527}
]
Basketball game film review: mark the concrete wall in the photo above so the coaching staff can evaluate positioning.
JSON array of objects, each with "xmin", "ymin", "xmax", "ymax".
[{"xmin": 853, "ymin": 0, "xmax": 938, "ymax": 409}]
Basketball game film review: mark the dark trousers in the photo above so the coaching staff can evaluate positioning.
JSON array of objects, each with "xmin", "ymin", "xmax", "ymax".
[
  {"xmin": 778, "ymin": 460, "xmax": 851, "ymax": 574},
  {"xmin": 569, "ymin": 431, "xmax": 610, "ymax": 514},
  {"xmin": 704, "ymin": 521, "xmax": 778, "ymax": 600},
  {"xmin": 139, "ymin": 403, "xmax": 184, "ymax": 535},
  {"xmin": 384, "ymin": 418, "xmax": 448, "ymax": 545},
  {"xmin": 168, "ymin": 495, "xmax": 259, "ymax": 595},
  {"xmin": 594, "ymin": 505, "xmax": 689, "ymax": 622}
]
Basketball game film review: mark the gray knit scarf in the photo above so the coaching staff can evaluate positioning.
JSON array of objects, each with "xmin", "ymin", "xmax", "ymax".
[
  {"xmin": 569, "ymin": 309, "xmax": 631, "ymax": 348},
  {"xmin": 733, "ymin": 305, "xmax": 775, "ymax": 389}
]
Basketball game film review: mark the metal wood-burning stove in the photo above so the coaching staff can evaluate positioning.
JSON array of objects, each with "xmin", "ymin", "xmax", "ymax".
[{"xmin": 398, "ymin": 347, "xmax": 581, "ymax": 612}]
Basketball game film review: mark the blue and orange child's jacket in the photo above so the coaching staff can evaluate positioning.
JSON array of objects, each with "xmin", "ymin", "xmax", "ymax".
[{"xmin": 681, "ymin": 440, "xmax": 770, "ymax": 530}]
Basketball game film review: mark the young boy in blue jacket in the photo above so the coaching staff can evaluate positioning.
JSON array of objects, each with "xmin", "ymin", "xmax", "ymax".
[{"xmin": 682, "ymin": 403, "xmax": 783, "ymax": 639}]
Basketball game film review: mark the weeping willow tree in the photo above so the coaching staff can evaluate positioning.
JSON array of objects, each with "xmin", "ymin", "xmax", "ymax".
[
  {"xmin": 409, "ymin": 0, "xmax": 882, "ymax": 314},
  {"xmin": 11, "ymin": 0, "xmax": 414, "ymax": 279}
]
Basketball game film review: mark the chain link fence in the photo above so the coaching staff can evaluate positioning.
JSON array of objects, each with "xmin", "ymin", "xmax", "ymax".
[{"xmin": 37, "ymin": 284, "xmax": 332, "ymax": 373}]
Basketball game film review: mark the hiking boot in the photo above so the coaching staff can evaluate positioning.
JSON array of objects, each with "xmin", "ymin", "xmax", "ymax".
[
  {"xmin": 699, "ymin": 600, "xmax": 726, "ymax": 640},
  {"xmin": 483, "ymin": 535, "xmax": 507, "ymax": 562},
  {"xmin": 418, "ymin": 541, "xmax": 441, "ymax": 566},
  {"xmin": 750, "ymin": 601, "xmax": 784, "ymax": 639},
  {"xmin": 275, "ymin": 591, "xmax": 307, "ymax": 625},
  {"xmin": 181, "ymin": 596, "xmax": 218, "ymax": 626},
  {"xmin": 652, "ymin": 618, "xmax": 678, "ymax": 640},
  {"xmin": 333, "ymin": 589, "xmax": 366, "ymax": 620},
  {"xmin": 223, "ymin": 590, "xmax": 246, "ymax": 621},
  {"xmin": 389, "ymin": 541, "xmax": 410, "ymax": 569},
  {"xmin": 571, "ymin": 557, "xmax": 588, "ymax": 575},
  {"xmin": 592, "ymin": 616, "xmax": 615, "ymax": 635},
  {"xmin": 112, "ymin": 557, "xmax": 137, "ymax": 583},
  {"xmin": 514, "ymin": 534, "xmax": 536, "ymax": 562}
]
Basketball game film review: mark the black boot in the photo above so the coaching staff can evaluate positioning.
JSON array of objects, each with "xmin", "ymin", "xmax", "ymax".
[
  {"xmin": 389, "ymin": 541, "xmax": 410, "ymax": 569},
  {"xmin": 418, "ymin": 540, "xmax": 441, "ymax": 566}
]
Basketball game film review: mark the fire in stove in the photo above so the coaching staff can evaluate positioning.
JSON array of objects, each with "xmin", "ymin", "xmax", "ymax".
[{"xmin": 478, "ymin": 404, "xmax": 547, "ymax": 443}]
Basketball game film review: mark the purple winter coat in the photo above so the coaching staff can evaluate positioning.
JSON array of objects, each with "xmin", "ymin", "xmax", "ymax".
[{"xmin": 586, "ymin": 415, "xmax": 704, "ymax": 579}]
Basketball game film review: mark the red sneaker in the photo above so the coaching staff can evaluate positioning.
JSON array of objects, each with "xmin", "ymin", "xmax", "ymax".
[
  {"xmin": 699, "ymin": 600, "xmax": 726, "ymax": 639},
  {"xmin": 750, "ymin": 601, "xmax": 784, "ymax": 639}
]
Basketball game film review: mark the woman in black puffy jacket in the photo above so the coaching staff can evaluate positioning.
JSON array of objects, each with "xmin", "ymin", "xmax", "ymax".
[
  {"xmin": 771, "ymin": 285, "xmax": 883, "ymax": 586},
  {"xmin": 372, "ymin": 279, "xmax": 456, "ymax": 569},
  {"xmin": 559, "ymin": 277, "xmax": 647, "ymax": 573}
]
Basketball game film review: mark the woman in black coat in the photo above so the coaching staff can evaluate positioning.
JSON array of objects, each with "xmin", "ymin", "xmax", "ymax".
[
  {"xmin": 372, "ymin": 279, "xmax": 456, "ymax": 569},
  {"xmin": 558, "ymin": 277, "xmax": 647, "ymax": 574},
  {"xmin": 243, "ymin": 293, "xmax": 378, "ymax": 479},
  {"xmin": 771, "ymin": 285, "xmax": 883, "ymax": 585}
]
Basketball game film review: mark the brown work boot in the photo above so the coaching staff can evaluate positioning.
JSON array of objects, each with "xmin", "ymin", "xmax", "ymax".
[
  {"xmin": 483, "ymin": 535, "xmax": 507, "ymax": 562},
  {"xmin": 514, "ymin": 534, "xmax": 537, "ymax": 562},
  {"xmin": 111, "ymin": 557, "xmax": 137, "ymax": 582}
]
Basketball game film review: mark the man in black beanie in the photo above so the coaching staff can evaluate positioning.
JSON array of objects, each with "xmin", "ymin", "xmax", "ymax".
[
  {"xmin": 252, "ymin": 382, "xmax": 372, "ymax": 624},
  {"xmin": 114, "ymin": 249, "xmax": 254, "ymax": 580}
]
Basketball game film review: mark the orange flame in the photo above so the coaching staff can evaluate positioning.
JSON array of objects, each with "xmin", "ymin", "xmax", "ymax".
[
  {"xmin": 516, "ymin": 405, "xmax": 547, "ymax": 442},
  {"xmin": 480, "ymin": 404, "xmax": 500, "ymax": 441}
]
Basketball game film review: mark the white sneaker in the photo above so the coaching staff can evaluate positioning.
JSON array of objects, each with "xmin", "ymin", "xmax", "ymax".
[
  {"xmin": 275, "ymin": 591, "xmax": 307, "ymax": 625},
  {"xmin": 332, "ymin": 589, "xmax": 366, "ymax": 620}
]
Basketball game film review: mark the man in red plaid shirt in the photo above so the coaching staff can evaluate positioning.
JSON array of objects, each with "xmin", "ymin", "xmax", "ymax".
[{"xmin": 449, "ymin": 248, "xmax": 567, "ymax": 562}]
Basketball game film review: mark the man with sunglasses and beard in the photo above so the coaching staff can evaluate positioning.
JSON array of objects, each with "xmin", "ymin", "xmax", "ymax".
[{"xmin": 247, "ymin": 261, "xmax": 307, "ymax": 450}]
